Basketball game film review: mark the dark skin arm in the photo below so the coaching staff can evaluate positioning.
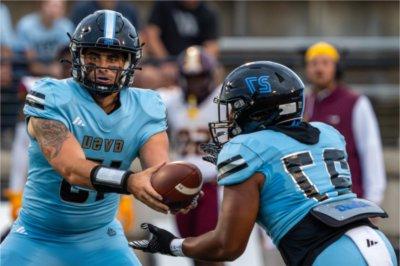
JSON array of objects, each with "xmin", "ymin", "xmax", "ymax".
[{"xmin": 182, "ymin": 172, "xmax": 265, "ymax": 261}]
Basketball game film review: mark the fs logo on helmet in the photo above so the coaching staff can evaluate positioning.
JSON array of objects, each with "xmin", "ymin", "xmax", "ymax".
[{"xmin": 244, "ymin": 75, "xmax": 271, "ymax": 94}]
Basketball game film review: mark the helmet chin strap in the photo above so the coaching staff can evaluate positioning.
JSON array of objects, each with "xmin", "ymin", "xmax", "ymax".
[
  {"xmin": 83, "ymin": 70, "xmax": 118, "ymax": 96},
  {"xmin": 88, "ymin": 89, "xmax": 115, "ymax": 98}
]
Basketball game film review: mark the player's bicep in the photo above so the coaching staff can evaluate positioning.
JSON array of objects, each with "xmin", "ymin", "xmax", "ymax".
[
  {"xmin": 29, "ymin": 117, "xmax": 84, "ymax": 163},
  {"xmin": 215, "ymin": 172, "xmax": 264, "ymax": 255}
]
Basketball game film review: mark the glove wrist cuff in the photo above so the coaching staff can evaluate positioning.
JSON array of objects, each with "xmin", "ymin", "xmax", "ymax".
[{"xmin": 170, "ymin": 238, "xmax": 185, "ymax": 256}]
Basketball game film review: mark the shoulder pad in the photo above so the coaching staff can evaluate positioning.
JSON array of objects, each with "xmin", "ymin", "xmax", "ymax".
[
  {"xmin": 30, "ymin": 78, "xmax": 72, "ymax": 105},
  {"xmin": 216, "ymin": 141, "xmax": 264, "ymax": 186},
  {"xmin": 134, "ymin": 88, "xmax": 167, "ymax": 121},
  {"xmin": 311, "ymin": 122, "xmax": 346, "ymax": 144},
  {"xmin": 128, "ymin": 88, "xmax": 167, "ymax": 147},
  {"xmin": 23, "ymin": 78, "xmax": 72, "ymax": 129}
]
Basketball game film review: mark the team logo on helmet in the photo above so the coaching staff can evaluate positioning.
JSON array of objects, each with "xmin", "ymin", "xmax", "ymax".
[{"xmin": 244, "ymin": 75, "xmax": 271, "ymax": 94}]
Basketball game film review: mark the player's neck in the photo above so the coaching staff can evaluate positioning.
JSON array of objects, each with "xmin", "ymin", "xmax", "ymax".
[{"xmin": 92, "ymin": 92, "xmax": 120, "ymax": 114}]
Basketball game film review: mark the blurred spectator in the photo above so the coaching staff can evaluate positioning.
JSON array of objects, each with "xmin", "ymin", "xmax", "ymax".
[
  {"xmin": 69, "ymin": 0, "xmax": 140, "ymax": 29},
  {"xmin": 304, "ymin": 42, "xmax": 386, "ymax": 205},
  {"xmin": 0, "ymin": 46, "xmax": 14, "ymax": 90},
  {"xmin": 1, "ymin": 45, "xmax": 19, "ymax": 148},
  {"xmin": 16, "ymin": 0, "xmax": 73, "ymax": 77},
  {"xmin": 138, "ymin": 1, "xmax": 219, "ymax": 90},
  {"xmin": 145, "ymin": 0, "xmax": 219, "ymax": 59},
  {"xmin": 157, "ymin": 46, "xmax": 222, "ymax": 266},
  {"xmin": 0, "ymin": 3, "xmax": 16, "ymax": 48}
]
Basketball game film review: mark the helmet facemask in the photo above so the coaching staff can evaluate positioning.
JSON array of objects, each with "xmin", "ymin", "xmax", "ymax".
[
  {"xmin": 209, "ymin": 96, "xmax": 245, "ymax": 147},
  {"xmin": 70, "ymin": 42, "xmax": 141, "ymax": 96}
]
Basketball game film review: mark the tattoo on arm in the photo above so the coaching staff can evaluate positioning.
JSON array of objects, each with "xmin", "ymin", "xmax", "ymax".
[{"xmin": 31, "ymin": 118, "xmax": 69, "ymax": 160}]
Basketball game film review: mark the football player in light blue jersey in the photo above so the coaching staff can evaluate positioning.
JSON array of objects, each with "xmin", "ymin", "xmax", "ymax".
[
  {"xmin": 131, "ymin": 61, "xmax": 397, "ymax": 266},
  {"xmin": 1, "ymin": 10, "xmax": 175, "ymax": 265}
]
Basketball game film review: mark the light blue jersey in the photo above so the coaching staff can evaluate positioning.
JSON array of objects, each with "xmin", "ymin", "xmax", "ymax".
[
  {"xmin": 216, "ymin": 122, "xmax": 356, "ymax": 245},
  {"xmin": 20, "ymin": 77, "xmax": 167, "ymax": 235}
]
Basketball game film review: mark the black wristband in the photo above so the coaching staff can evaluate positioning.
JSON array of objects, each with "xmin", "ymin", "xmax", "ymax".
[{"xmin": 90, "ymin": 165, "xmax": 133, "ymax": 194}]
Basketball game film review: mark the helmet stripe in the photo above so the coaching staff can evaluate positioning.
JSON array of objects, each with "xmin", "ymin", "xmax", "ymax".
[{"xmin": 104, "ymin": 10, "xmax": 116, "ymax": 39}]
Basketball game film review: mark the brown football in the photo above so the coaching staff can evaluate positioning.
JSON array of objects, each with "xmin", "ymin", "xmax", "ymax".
[{"xmin": 151, "ymin": 161, "xmax": 203, "ymax": 211}]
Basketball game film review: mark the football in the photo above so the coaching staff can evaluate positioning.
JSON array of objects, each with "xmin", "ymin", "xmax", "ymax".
[{"xmin": 151, "ymin": 161, "xmax": 203, "ymax": 211}]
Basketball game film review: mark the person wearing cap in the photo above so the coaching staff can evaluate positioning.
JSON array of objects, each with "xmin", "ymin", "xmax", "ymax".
[{"xmin": 304, "ymin": 42, "xmax": 386, "ymax": 205}]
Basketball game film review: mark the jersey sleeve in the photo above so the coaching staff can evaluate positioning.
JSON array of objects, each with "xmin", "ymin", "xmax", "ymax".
[
  {"xmin": 23, "ymin": 78, "xmax": 70, "ymax": 129},
  {"xmin": 138, "ymin": 91, "xmax": 168, "ymax": 147},
  {"xmin": 216, "ymin": 142, "xmax": 264, "ymax": 186}
]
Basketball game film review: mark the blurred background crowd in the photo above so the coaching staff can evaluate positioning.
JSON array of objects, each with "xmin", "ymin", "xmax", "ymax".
[{"xmin": 0, "ymin": 1, "xmax": 398, "ymax": 266}]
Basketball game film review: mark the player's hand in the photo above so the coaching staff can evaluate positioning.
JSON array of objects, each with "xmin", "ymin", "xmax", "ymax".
[
  {"xmin": 127, "ymin": 163, "xmax": 169, "ymax": 214},
  {"xmin": 200, "ymin": 143, "xmax": 222, "ymax": 165},
  {"xmin": 129, "ymin": 223, "xmax": 179, "ymax": 256},
  {"xmin": 173, "ymin": 191, "xmax": 204, "ymax": 215}
]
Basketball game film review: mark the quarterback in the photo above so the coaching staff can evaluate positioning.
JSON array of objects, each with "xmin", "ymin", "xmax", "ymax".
[
  {"xmin": 131, "ymin": 61, "xmax": 397, "ymax": 266},
  {"xmin": 1, "ymin": 10, "xmax": 170, "ymax": 265}
]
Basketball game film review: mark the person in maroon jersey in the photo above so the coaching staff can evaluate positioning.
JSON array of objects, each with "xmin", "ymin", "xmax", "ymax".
[
  {"xmin": 303, "ymin": 42, "xmax": 386, "ymax": 206},
  {"xmin": 158, "ymin": 46, "xmax": 223, "ymax": 266}
]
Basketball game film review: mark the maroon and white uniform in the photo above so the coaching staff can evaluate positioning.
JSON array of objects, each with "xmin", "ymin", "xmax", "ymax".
[
  {"xmin": 304, "ymin": 85, "xmax": 386, "ymax": 204},
  {"xmin": 159, "ymin": 86, "xmax": 220, "ymax": 237}
]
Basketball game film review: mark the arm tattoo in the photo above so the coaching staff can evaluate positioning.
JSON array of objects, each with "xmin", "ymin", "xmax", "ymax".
[{"xmin": 31, "ymin": 118, "xmax": 69, "ymax": 160}]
